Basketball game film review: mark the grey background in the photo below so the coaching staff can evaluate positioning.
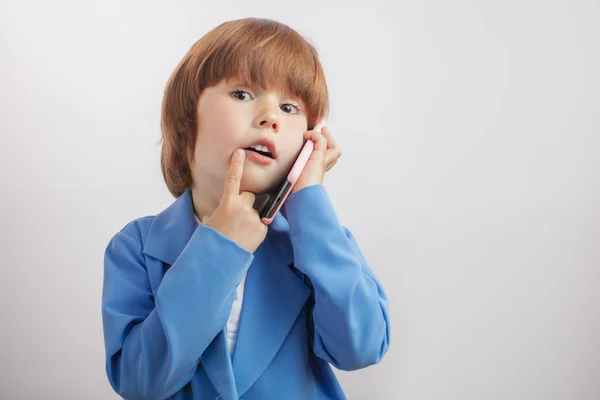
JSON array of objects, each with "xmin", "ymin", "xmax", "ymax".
[{"xmin": 1, "ymin": 0, "xmax": 599, "ymax": 399}]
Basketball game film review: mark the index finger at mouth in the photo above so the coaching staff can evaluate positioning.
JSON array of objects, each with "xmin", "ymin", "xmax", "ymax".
[{"xmin": 224, "ymin": 149, "xmax": 245, "ymax": 199}]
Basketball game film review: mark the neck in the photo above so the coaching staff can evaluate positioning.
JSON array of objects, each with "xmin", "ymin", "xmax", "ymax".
[{"xmin": 190, "ymin": 172, "xmax": 222, "ymax": 222}]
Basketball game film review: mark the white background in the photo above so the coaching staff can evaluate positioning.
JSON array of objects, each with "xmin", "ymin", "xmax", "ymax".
[{"xmin": 1, "ymin": 0, "xmax": 599, "ymax": 399}]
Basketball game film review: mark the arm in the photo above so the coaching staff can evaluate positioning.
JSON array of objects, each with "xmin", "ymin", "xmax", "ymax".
[
  {"xmin": 102, "ymin": 222, "xmax": 252, "ymax": 399},
  {"xmin": 284, "ymin": 184, "xmax": 390, "ymax": 371}
]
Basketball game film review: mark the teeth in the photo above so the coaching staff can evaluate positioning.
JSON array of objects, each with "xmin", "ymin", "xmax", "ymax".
[{"xmin": 250, "ymin": 144, "xmax": 271, "ymax": 154}]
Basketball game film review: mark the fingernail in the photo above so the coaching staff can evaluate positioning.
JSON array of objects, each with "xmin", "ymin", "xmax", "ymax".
[{"xmin": 236, "ymin": 149, "xmax": 245, "ymax": 157}]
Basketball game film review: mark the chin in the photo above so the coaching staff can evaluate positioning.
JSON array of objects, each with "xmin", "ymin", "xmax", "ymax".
[{"xmin": 240, "ymin": 165, "xmax": 285, "ymax": 195}]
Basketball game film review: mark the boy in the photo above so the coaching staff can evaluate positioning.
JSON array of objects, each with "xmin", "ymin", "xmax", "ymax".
[{"xmin": 102, "ymin": 17, "xmax": 390, "ymax": 400}]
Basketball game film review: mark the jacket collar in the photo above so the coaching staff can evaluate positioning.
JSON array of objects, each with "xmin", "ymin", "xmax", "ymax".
[{"xmin": 142, "ymin": 189, "xmax": 198, "ymax": 265}]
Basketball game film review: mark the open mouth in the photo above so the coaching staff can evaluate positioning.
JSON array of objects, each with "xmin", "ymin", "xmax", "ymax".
[{"xmin": 245, "ymin": 145, "xmax": 274, "ymax": 159}]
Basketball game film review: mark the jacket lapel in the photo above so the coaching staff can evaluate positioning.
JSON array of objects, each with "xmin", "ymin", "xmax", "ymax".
[
  {"xmin": 201, "ymin": 329, "xmax": 239, "ymax": 400},
  {"xmin": 231, "ymin": 212, "xmax": 311, "ymax": 397}
]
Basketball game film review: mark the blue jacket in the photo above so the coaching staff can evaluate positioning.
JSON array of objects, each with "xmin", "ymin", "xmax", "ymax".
[{"xmin": 102, "ymin": 184, "xmax": 390, "ymax": 400}]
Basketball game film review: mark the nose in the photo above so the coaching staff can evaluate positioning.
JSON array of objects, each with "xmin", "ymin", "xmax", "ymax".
[
  {"xmin": 255, "ymin": 100, "xmax": 280, "ymax": 133},
  {"xmin": 259, "ymin": 118, "xmax": 278, "ymax": 131}
]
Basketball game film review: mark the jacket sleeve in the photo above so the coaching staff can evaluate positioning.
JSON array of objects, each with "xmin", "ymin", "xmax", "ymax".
[
  {"xmin": 284, "ymin": 184, "xmax": 390, "ymax": 371},
  {"xmin": 102, "ymin": 221, "xmax": 253, "ymax": 399}
]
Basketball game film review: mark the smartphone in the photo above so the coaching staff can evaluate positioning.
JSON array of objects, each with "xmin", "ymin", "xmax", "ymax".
[{"xmin": 259, "ymin": 120, "xmax": 327, "ymax": 224}]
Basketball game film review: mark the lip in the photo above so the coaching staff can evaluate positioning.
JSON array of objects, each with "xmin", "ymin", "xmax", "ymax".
[
  {"xmin": 244, "ymin": 148, "xmax": 274, "ymax": 165},
  {"xmin": 245, "ymin": 137, "xmax": 277, "ymax": 160}
]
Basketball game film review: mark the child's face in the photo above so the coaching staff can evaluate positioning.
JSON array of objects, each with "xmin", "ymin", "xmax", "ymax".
[{"xmin": 191, "ymin": 77, "xmax": 309, "ymax": 195}]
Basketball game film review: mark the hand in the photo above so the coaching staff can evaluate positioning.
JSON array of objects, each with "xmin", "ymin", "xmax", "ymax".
[
  {"xmin": 291, "ymin": 125, "xmax": 342, "ymax": 194},
  {"xmin": 202, "ymin": 149, "xmax": 268, "ymax": 253}
]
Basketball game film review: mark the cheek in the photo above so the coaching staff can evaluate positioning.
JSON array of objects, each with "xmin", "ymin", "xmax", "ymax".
[
  {"xmin": 193, "ymin": 129, "xmax": 244, "ymax": 178},
  {"xmin": 192, "ymin": 132, "xmax": 228, "ymax": 174},
  {"xmin": 280, "ymin": 137, "xmax": 306, "ymax": 168},
  {"xmin": 205, "ymin": 116, "xmax": 243, "ymax": 151},
  {"xmin": 199, "ymin": 118, "xmax": 238, "ymax": 152},
  {"xmin": 198, "ymin": 99, "xmax": 242, "ymax": 148}
]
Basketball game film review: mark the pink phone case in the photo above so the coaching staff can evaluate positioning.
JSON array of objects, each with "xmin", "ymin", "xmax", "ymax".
[{"xmin": 260, "ymin": 120, "xmax": 327, "ymax": 224}]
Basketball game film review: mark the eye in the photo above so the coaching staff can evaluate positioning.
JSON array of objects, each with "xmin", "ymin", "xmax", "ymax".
[
  {"xmin": 281, "ymin": 103, "xmax": 301, "ymax": 114},
  {"xmin": 231, "ymin": 90, "xmax": 252, "ymax": 101}
]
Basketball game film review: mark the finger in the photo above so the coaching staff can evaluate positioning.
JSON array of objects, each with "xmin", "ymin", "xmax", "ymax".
[
  {"xmin": 325, "ymin": 146, "xmax": 342, "ymax": 165},
  {"xmin": 321, "ymin": 126, "xmax": 340, "ymax": 154},
  {"xmin": 325, "ymin": 159, "xmax": 338, "ymax": 172},
  {"xmin": 321, "ymin": 126, "xmax": 338, "ymax": 150},
  {"xmin": 304, "ymin": 124, "xmax": 328, "ymax": 140},
  {"xmin": 239, "ymin": 190, "xmax": 256, "ymax": 207},
  {"xmin": 313, "ymin": 131, "xmax": 327, "ymax": 153},
  {"xmin": 223, "ymin": 149, "xmax": 245, "ymax": 200}
]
